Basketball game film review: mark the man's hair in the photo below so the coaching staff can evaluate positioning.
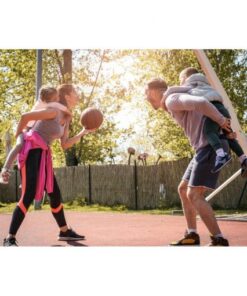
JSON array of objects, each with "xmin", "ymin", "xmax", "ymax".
[
  {"xmin": 57, "ymin": 84, "xmax": 76, "ymax": 107},
  {"xmin": 147, "ymin": 78, "xmax": 167, "ymax": 91},
  {"xmin": 180, "ymin": 67, "xmax": 199, "ymax": 79},
  {"xmin": 39, "ymin": 86, "xmax": 57, "ymax": 103}
]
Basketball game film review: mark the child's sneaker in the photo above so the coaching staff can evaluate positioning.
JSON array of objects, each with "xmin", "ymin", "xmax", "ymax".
[
  {"xmin": 211, "ymin": 153, "xmax": 231, "ymax": 173},
  {"xmin": 241, "ymin": 158, "xmax": 247, "ymax": 178},
  {"xmin": 0, "ymin": 168, "xmax": 11, "ymax": 184},
  {"xmin": 58, "ymin": 228, "xmax": 85, "ymax": 241}
]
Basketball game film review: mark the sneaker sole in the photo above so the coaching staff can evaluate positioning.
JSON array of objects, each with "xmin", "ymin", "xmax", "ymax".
[
  {"xmin": 57, "ymin": 237, "xmax": 85, "ymax": 241},
  {"xmin": 211, "ymin": 158, "xmax": 232, "ymax": 173},
  {"xmin": 168, "ymin": 244, "xmax": 200, "ymax": 247},
  {"xmin": 207, "ymin": 244, "xmax": 229, "ymax": 247},
  {"xmin": 169, "ymin": 242, "xmax": 200, "ymax": 246}
]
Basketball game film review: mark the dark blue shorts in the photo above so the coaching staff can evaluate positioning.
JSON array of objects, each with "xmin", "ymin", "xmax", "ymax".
[{"xmin": 182, "ymin": 140, "xmax": 229, "ymax": 190}]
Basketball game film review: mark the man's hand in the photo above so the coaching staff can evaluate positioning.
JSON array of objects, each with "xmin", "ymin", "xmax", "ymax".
[
  {"xmin": 221, "ymin": 117, "xmax": 232, "ymax": 133},
  {"xmin": 226, "ymin": 131, "xmax": 237, "ymax": 140}
]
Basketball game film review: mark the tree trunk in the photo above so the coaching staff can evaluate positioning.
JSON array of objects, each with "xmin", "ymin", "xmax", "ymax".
[
  {"xmin": 62, "ymin": 49, "xmax": 79, "ymax": 166},
  {"xmin": 62, "ymin": 49, "xmax": 72, "ymax": 83}
]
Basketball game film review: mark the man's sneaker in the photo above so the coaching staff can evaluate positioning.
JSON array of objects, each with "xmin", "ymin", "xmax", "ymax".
[
  {"xmin": 241, "ymin": 158, "xmax": 247, "ymax": 178},
  {"xmin": 3, "ymin": 237, "xmax": 18, "ymax": 247},
  {"xmin": 208, "ymin": 236, "xmax": 229, "ymax": 246},
  {"xmin": 58, "ymin": 228, "xmax": 85, "ymax": 241},
  {"xmin": 169, "ymin": 231, "xmax": 200, "ymax": 246},
  {"xmin": 211, "ymin": 153, "xmax": 231, "ymax": 173}
]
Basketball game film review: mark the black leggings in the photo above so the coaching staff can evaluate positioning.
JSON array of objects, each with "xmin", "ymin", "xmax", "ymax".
[{"xmin": 9, "ymin": 149, "xmax": 67, "ymax": 235}]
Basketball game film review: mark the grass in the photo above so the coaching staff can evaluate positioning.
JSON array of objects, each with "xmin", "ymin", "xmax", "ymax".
[{"xmin": 1, "ymin": 199, "xmax": 247, "ymax": 216}]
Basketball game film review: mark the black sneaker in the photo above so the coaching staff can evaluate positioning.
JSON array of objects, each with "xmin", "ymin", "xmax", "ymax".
[
  {"xmin": 3, "ymin": 237, "xmax": 18, "ymax": 247},
  {"xmin": 58, "ymin": 228, "xmax": 85, "ymax": 241},
  {"xmin": 211, "ymin": 153, "xmax": 231, "ymax": 173},
  {"xmin": 169, "ymin": 231, "xmax": 200, "ymax": 246},
  {"xmin": 241, "ymin": 158, "xmax": 247, "ymax": 178},
  {"xmin": 208, "ymin": 236, "xmax": 229, "ymax": 246}
]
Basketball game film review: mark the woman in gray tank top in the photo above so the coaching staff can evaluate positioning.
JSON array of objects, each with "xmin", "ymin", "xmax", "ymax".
[{"xmin": 3, "ymin": 84, "xmax": 95, "ymax": 246}]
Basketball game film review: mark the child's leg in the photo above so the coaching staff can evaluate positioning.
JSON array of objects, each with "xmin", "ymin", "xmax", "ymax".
[
  {"xmin": 215, "ymin": 103, "xmax": 247, "ymax": 162},
  {"xmin": 3, "ymin": 134, "xmax": 24, "ymax": 170},
  {"xmin": 0, "ymin": 134, "xmax": 25, "ymax": 183},
  {"xmin": 203, "ymin": 117, "xmax": 224, "ymax": 152},
  {"xmin": 228, "ymin": 139, "xmax": 244, "ymax": 157},
  {"xmin": 205, "ymin": 102, "xmax": 232, "ymax": 173}
]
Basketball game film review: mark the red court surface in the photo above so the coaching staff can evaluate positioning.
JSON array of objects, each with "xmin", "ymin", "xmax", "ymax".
[{"xmin": 0, "ymin": 211, "xmax": 247, "ymax": 246}]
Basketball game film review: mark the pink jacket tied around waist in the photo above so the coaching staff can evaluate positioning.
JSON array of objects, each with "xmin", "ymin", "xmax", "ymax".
[{"xmin": 18, "ymin": 130, "xmax": 54, "ymax": 201}]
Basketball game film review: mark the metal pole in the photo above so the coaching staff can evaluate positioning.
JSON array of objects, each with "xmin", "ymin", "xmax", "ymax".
[
  {"xmin": 36, "ymin": 49, "xmax": 43, "ymax": 100},
  {"xmin": 88, "ymin": 165, "xmax": 92, "ymax": 204},
  {"xmin": 34, "ymin": 49, "xmax": 43, "ymax": 210},
  {"xmin": 206, "ymin": 169, "xmax": 241, "ymax": 202},
  {"xmin": 134, "ymin": 160, "xmax": 138, "ymax": 210}
]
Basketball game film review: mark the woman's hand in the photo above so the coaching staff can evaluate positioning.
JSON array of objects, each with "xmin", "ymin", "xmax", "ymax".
[
  {"xmin": 60, "ymin": 127, "xmax": 97, "ymax": 150},
  {"xmin": 79, "ymin": 128, "xmax": 97, "ymax": 137}
]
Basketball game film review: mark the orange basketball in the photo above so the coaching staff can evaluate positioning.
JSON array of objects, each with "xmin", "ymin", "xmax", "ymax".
[{"xmin": 80, "ymin": 107, "xmax": 103, "ymax": 129}]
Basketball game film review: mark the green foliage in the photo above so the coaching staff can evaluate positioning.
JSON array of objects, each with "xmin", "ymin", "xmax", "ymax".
[
  {"xmin": 0, "ymin": 49, "xmax": 125, "ymax": 167},
  {"xmin": 0, "ymin": 49, "xmax": 246, "ymax": 167},
  {"xmin": 0, "ymin": 49, "xmax": 36, "ymax": 166},
  {"xmin": 205, "ymin": 50, "xmax": 247, "ymax": 128},
  {"xmin": 136, "ymin": 49, "xmax": 247, "ymax": 160}
]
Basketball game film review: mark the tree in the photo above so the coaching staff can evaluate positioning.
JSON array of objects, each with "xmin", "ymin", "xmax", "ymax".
[
  {"xmin": 135, "ymin": 49, "xmax": 247, "ymax": 160},
  {"xmin": 0, "ymin": 49, "xmax": 36, "ymax": 167}
]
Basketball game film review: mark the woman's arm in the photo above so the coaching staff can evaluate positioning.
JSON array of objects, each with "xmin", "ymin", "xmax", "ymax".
[
  {"xmin": 60, "ymin": 120, "xmax": 96, "ymax": 150},
  {"xmin": 15, "ymin": 108, "xmax": 57, "ymax": 137}
]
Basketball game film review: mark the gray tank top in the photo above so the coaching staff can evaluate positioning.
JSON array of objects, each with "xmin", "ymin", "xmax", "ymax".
[{"xmin": 32, "ymin": 109, "xmax": 66, "ymax": 145}]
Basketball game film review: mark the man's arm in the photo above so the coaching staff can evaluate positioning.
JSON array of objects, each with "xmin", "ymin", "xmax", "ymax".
[{"xmin": 165, "ymin": 93, "xmax": 231, "ymax": 130}]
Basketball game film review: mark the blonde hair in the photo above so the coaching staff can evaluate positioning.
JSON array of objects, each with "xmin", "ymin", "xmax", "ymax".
[
  {"xmin": 57, "ymin": 84, "xmax": 76, "ymax": 107},
  {"xmin": 39, "ymin": 86, "xmax": 57, "ymax": 103},
  {"xmin": 180, "ymin": 67, "xmax": 199, "ymax": 79}
]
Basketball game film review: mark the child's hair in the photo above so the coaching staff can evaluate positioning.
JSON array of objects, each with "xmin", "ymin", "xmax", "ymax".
[
  {"xmin": 39, "ymin": 86, "xmax": 57, "ymax": 103},
  {"xmin": 147, "ymin": 78, "xmax": 167, "ymax": 91},
  {"xmin": 57, "ymin": 84, "xmax": 76, "ymax": 107},
  {"xmin": 180, "ymin": 67, "xmax": 199, "ymax": 79}
]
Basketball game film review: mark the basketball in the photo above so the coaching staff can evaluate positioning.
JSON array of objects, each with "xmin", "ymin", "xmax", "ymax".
[{"xmin": 80, "ymin": 107, "xmax": 103, "ymax": 129}]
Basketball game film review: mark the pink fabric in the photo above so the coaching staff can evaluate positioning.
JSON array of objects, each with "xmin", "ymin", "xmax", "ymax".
[{"xmin": 18, "ymin": 130, "xmax": 54, "ymax": 201}]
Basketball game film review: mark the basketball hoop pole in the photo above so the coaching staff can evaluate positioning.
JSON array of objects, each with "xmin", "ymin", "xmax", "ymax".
[{"xmin": 206, "ymin": 169, "xmax": 241, "ymax": 202}]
